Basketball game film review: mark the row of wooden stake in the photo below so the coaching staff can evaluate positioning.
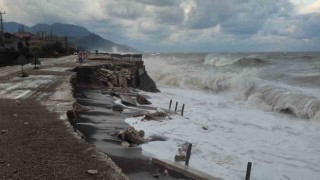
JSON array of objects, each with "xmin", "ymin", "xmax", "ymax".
[
  {"xmin": 183, "ymin": 143, "xmax": 252, "ymax": 179},
  {"xmin": 169, "ymin": 99, "xmax": 185, "ymax": 116},
  {"xmin": 168, "ymin": 100, "xmax": 253, "ymax": 179}
]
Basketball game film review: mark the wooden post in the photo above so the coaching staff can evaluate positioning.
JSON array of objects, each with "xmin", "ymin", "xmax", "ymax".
[
  {"xmin": 169, "ymin": 99, "xmax": 172, "ymax": 110},
  {"xmin": 175, "ymin": 102, "xmax": 178, "ymax": 112},
  {"xmin": 181, "ymin": 104, "xmax": 185, "ymax": 116},
  {"xmin": 245, "ymin": 162, "xmax": 252, "ymax": 180},
  {"xmin": 185, "ymin": 143, "xmax": 192, "ymax": 166}
]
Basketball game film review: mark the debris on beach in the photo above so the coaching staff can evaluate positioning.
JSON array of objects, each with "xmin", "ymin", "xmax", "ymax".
[
  {"xmin": 117, "ymin": 127, "xmax": 146, "ymax": 145},
  {"xmin": 174, "ymin": 143, "xmax": 189, "ymax": 162},
  {"xmin": 136, "ymin": 94, "xmax": 151, "ymax": 105},
  {"xmin": 143, "ymin": 109, "xmax": 169, "ymax": 121},
  {"xmin": 112, "ymin": 104, "xmax": 124, "ymax": 112},
  {"xmin": 120, "ymin": 94, "xmax": 137, "ymax": 106},
  {"xmin": 121, "ymin": 141, "xmax": 130, "ymax": 147},
  {"xmin": 87, "ymin": 169, "xmax": 98, "ymax": 175},
  {"xmin": 202, "ymin": 125, "xmax": 209, "ymax": 130},
  {"xmin": 132, "ymin": 110, "xmax": 149, "ymax": 117}
]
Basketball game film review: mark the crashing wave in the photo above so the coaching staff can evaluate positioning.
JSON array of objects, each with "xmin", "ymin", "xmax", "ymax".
[
  {"xmin": 204, "ymin": 54, "xmax": 269, "ymax": 67},
  {"xmin": 246, "ymin": 85, "xmax": 320, "ymax": 121},
  {"xmin": 144, "ymin": 54, "xmax": 320, "ymax": 122},
  {"xmin": 234, "ymin": 58, "xmax": 269, "ymax": 66}
]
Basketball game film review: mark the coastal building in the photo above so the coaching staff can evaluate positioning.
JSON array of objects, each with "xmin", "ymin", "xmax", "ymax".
[
  {"xmin": 13, "ymin": 32, "xmax": 69, "ymax": 51},
  {"xmin": 2, "ymin": 32, "xmax": 26, "ymax": 50}
]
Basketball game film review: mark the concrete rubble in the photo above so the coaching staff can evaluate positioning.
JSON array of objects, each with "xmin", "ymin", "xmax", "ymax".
[
  {"xmin": 174, "ymin": 142, "xmax": 190, "ymax": 162},
  {"xmin": 74, "ymin": 57, "xmax": 159, "ymax": 93},
  {"xmin": 136, "ymin": 94, "xmax": 151, "ymax": 105},
  {"xmin": 117, "ymin": 127, "xmax": 146, "ymax": 146},
  {"xmin": 143, "ymin": 110, "xmax": 169, "ymax": 121}
]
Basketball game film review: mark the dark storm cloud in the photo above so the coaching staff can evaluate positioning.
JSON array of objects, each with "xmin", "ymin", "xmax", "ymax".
[{"xmin": 1, "ymin": 0, "xmax": 319, "ymax": 52}]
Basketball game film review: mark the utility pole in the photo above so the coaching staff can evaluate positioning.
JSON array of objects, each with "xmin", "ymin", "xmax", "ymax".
[
  {"xmin": 0, "ymin": 11, "xmax": 5, "ymax": 33},
  {"xmin": 0, "ymin": 11, "xmax": 5, "ymax": 47}
]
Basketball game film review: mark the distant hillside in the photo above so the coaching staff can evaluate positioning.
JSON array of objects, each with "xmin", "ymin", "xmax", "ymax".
[
  {"xmin": 3, "ymin": 22, "xmax": 30, "ymax": 32},
  {"xmin": 3, "ymin": 22, "xmax": 139, "ymax": 52},
  {"xmin": 4, "ymin": 22, "xmax": 91, "ymax": 37},
  {"xmin": 75, "ymin": 33, "xmax": 139, "ymax": 53}
]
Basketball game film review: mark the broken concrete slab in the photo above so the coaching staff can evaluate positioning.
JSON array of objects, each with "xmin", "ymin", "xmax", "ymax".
[
  {"xmin": 117, "ymin": 127, "xmax": 146, "ymax": 145},
  {"xmin": 120, "ymin": 94, "xmax": 137, "ymax": 106}
]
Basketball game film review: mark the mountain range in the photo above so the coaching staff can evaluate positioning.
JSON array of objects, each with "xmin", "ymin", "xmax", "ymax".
[{"xmin": 3, "ymin": 22, "xmax": 139, "ymax": 53}]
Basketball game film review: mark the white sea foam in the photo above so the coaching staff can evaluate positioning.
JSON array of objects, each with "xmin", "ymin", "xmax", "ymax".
[
  {"xmin": 136, "ymin": 53, "xmax": 320, "ymax": 179},
  {"xmin": 144, "ymin": 54, "xmax": 320, "ymax": 122},
  {"xmin": 126, "ymin": 87, "xmax": 320, "ymax": 180}
]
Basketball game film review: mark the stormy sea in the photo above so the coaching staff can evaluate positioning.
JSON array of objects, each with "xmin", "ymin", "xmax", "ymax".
[{"xmin": 125, "ymin": 52, "xmax": 320, "ymax": 179}]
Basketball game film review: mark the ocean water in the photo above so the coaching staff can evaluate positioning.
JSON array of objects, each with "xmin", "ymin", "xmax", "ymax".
[{"xmin": 125, "ymin": 52, "xmax": 320, "ymax": 180}]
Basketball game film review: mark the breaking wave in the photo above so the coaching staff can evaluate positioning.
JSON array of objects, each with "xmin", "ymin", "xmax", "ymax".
[
  {"xmin": 144, "ymin": 54, "xmax": 320, "ymax": 122},
  {"xmin": 204, "ymin": 54, "xmax": 269, "ymax": 67},
  {"xmin": 247, "ymin": 85, "xmax": 320, "ymax": 121}
]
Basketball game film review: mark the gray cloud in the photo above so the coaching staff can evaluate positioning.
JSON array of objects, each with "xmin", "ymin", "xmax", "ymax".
[{"xmin": 0, "ymin": 0, "xmax": 319, "ymax": 52}]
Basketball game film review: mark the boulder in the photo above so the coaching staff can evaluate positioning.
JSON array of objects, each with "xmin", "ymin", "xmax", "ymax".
[{"xmin": 136, "ymin": 94, "xmax": 151, "ymax": 105}]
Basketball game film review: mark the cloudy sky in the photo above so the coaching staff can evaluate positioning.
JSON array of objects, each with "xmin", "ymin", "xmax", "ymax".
[{"xmin": 1, "ymin": 0, "xmax": 320, "ymax": 52}]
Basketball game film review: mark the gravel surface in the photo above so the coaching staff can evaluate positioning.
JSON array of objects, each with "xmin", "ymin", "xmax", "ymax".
[{"xmin": 0, "ymin": 56, "xmax": 128, "ymax": 180}]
